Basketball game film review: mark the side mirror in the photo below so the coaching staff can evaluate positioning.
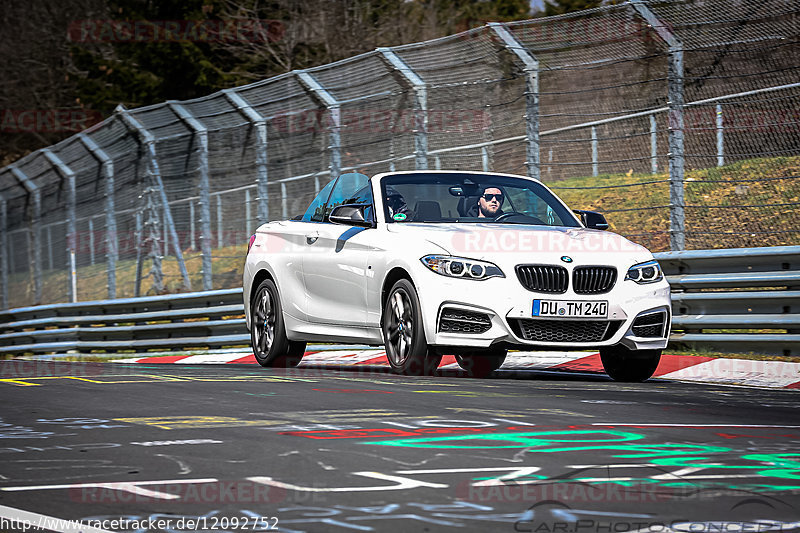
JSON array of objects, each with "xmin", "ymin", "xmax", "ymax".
[
  {"xmin": 329, "ymin": 204, "xmax": 375, "ymax": 228},
  {"xmin": 573, "ymin": 209, "xmax": 610, "ymax": 230}
]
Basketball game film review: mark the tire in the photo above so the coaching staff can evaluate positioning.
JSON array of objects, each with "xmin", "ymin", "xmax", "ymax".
[
  {"xmin": 251, "ymin": 278, "xmax": 306, "ymax": 368},
  {"xmin": 600, "ymin": 345, "xmax": 661, "ymax": 382},
  {"xmin": 382, "ymin": 279, "xmax": 442, "ymax": 376},
  {"xmin": 455, "ymin": 349, "xmax": 507, "ymax": 378}
]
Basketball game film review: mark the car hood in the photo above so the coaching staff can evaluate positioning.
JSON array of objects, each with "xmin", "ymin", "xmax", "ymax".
[{"xmin": 386, "ymin": 223, "xmax": 653, "ymax": 266}]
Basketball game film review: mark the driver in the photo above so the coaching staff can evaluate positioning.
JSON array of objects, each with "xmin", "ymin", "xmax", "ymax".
[
  {"xmin": 476, "ymin": 187, "xmax": 504, "ymax": 218},
  {"xmin": 385, "ymin": 186, "xmax": 412, "ymax": 220}
]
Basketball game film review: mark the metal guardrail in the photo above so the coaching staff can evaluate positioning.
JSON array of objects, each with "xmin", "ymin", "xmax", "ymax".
[
  {"xmin": 655, "ymin": 246, "xmax": 800, "ymax": 355},
  {"xmin": 0, "ymin": 289, "xmax": 246, "ymax": 355},
  {"xmin": 0, "ymin": 247, "xmax": 798, "ymax": 357}
]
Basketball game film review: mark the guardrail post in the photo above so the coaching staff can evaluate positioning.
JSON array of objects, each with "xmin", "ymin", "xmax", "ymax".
[
  {"xmin": 650, "ymin": 114, "xmax": 658, "ymax": 174},
  {"xmin": 79, "ymin": 133, "xmax": 117, "ymax": 298},
  {"xmin": 716, "ymin": 103, "xmax": 724, "ymax": 167},
  {"xmin": 378, "ymin": 48, "xmax": 428, "ymax": 170},
  {"xmin": 488, "ymin": 22, "xmax": 540, "ymax": 180},
  {"xmin": 0, "ymin": 193, "xmax": 7, "ymax": 309},
  {"xmin": 296, "ymin": 71, "xmax": 341, "ymax": 179},
  {"xmin": 168, "ymin": 102, "xmax": 213, "ymax": 291},
  {"xmin": 117, "ymin": 105, "xmax": 192, "ymax": 292},
  {"xmin": 11, "ymin": 165, "xmax": 42, "ymax": 304},
  {"xmin": 223, "ymin": 90, "xmax": 269, "ymax": 225},
  {"xmin": 631, "ymin": 0, "xmax": 685, "ymax": 250}
]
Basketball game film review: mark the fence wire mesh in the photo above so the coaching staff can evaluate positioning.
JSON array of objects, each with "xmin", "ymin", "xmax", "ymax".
[{"xmin": 1, "ymin": 0, "xmax": 799, "ymax": 308}]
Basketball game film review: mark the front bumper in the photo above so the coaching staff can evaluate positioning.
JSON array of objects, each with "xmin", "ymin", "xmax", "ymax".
[{"xmin": 415, "ymin": 270, "xmax": 671, "ymax": 352}]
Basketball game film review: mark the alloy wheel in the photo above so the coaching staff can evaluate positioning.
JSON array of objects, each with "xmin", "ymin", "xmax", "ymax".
[
  {"xmin": 386, "ymin": 289, "xmax": 414, "ymax": 365},
  {"xmin": 254, "ymin": 287, "xmax": 275, "ymax": 356}
]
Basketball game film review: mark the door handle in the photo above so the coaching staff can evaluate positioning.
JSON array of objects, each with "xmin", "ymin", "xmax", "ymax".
[{"xmin": 306, "ymin": 234, "xmax": 318, "ymax": 244}]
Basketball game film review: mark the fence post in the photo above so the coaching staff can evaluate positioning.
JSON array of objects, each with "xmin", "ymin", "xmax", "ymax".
[
  {"xmin": 297, "ymin": 71, "xmax": 341, "ymax": 179},
  {"xmin": 47, "ymin": 226, "xmax": 53, "ymax": 270},
  {"xmin": 591, "ymin": 126, "xmax": 599, "ymax": 177},
  {"xmin": 79, "ymin": 132, "xmax": 117, "ymax": 298},
  {"xmin": 631, "ymin": 0, "xmax": 685, "ymax": 250},
  {"xmin": 169, "ymin": 102, "xmax": 213, "ymax": 291},
  {"xmin": 245, "ymin": 189, "xmax": 252, "ymax": 236},
  {"xmin": 488, "ymin": 22, "xmax": 540, "ymax": 180},
  {"xmin": 224, "ymin": 89, "xmax": 270, "ymax": 225},
  {"xmin": 281, "ymin": 182, "xmax": 288, "ymax": 220},
  {"xmin": 88, "ymin": 218, "xmax": 95, "ymax": 265},
  {"xmin": 216, "ymin": 194, "xmax": 223, "ymax": 249},
  {"xmin": 481, "ymin": 146, "xmax": 490, "ymax": 172},
  {"xmin": 716, "ymin": 103, "xmax": 724, "ymax": 167},
  {"xmin": 190, "ymin": 202, "xmax": 196, "ymax": 250},
  {"xmin": 11, "ymin": 165, "xmax": 42, "ymax": 304},
  {"xmin": 650, "ymin": 114, "xmax": 658, "ymax": 174},
  {"xmin": 378, "ymin": 48, "xmax": 428, "ymax": 170},
  {"xmin": 116, "ymin": 105, "xmax": 192, "ymax": 292},
  {"xmin": 42, "ymin": 150, "xmax": 79, "ymax": 302},
  {"xmin": 0, "ymin": 193, "xmax": 7, "ymax": 309}
]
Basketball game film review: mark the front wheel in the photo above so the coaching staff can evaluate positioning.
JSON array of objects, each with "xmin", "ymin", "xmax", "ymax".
[
  {"xmin": 382, "ymin": 279, "xmax": 441, "ymax": 376},
  {"xmin": 600, "ymin": 345, "xmax": 661, "ymax": 382},
  {"xmin": 455, "ymin": 349, "xmax": 507, "ymax": 378},
  {"xmin": 251, "ymin": 278, "xmax": 306, "ymax": 368}
]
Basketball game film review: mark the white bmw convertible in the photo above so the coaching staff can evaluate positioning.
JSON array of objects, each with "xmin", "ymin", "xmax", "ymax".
[{"xmin": 243, "ymin": 171, "xmax": 671, "ymax": 381}]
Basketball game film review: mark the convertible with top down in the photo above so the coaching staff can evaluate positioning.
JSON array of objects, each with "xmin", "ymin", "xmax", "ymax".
[{"xmin": 243, "ymin": 171, "xmax": 671, "ymax": 381}]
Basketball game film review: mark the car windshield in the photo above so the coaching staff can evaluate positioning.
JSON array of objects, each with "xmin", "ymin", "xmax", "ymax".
[{"xmin": 381, "ymin": 173, "xmax": 581, "ymax": 227}]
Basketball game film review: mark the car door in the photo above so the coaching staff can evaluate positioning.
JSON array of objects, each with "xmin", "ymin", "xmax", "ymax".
[
  {"xmin": 302, "ymin": 173, "xmax": 375, "ymax": 327},
  {"xmin": 270, "ymin": 177, "xmax": 339, "ymax": 322}
]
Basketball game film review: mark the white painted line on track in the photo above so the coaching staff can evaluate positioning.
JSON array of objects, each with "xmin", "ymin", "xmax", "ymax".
[
  {"xmin": 1, "ymin": 478, "xmax": 219, "ymax": 499},
  {"xmin": 173, "ymin": 353, "xmax": 251, "ymax": 364},
  {"xmin": 0, "ymin": 504, "xmax": 115, "ymax": 533},
  {"xmin": 659, "ymin": 358, "xmax": 800, "ymax": 387}
]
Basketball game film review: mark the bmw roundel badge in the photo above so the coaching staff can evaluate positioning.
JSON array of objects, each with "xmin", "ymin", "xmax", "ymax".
[{"xmin": 561, "ymin": 256, "xmax": 573, "ymax": 263}]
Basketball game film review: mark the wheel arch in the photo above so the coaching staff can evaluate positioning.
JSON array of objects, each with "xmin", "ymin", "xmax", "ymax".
[
  {"xmin": 381, "ymin": 267, "xmax": 414, "ymax": 309},
  {"xmin": 246, "ymin": 268, "xmax": 275, "ymax": 330}
]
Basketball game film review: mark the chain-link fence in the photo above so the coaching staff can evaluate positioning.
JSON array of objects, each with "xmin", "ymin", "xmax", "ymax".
[{"xmin": 1, "ymin": 0, "xmax": 799, "ymax": 308}]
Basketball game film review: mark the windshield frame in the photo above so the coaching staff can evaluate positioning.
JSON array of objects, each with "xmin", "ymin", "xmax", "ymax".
[{"xmin": 374, "ymin": 171, "xmax": 583, "ymax": 228}]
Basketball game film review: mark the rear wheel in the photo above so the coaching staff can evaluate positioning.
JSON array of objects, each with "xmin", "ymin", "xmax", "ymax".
[
  {"xmin": 600, "ymin": 345, "xmax": 661, "ymax": 382},
  {"xmin": 251, "ymin": 278, "xmax": 306, "ymax": 368},
  {"xmin": 382, "ymin": 279, "xmax": 441, "ymax": 376},
  {"xmin": 455, "ymin": 349, "xmax": 507, "ymax": 378}
]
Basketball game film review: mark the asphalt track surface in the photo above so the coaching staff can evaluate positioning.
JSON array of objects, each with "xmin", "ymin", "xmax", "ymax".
[{"xmin": 0, "ymin": 360, "xmax": 798, "ymax": 533}]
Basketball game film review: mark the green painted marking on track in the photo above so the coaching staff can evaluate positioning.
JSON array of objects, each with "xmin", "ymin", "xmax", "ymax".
[
  {"xmin": 365, "ymin": 429, "xmax": 800, "ymax": 490},
  {"xmin": 368, "ymin": 430, "xmax": 653, "ymax": 450}
]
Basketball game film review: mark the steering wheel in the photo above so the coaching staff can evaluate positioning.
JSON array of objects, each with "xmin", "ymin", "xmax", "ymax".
[{"xmin": 493, "ymin": 212, "xmax": 545, "ymax": 225}]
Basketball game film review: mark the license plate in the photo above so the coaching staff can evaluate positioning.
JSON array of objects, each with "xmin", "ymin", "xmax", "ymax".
[{"xmin": 532, "ymin": 300, "xmax": 608, "ymax": 318}]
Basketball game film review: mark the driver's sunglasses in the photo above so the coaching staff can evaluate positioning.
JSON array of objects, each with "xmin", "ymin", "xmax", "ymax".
[{"xmin": 482, "ymin": 193, "xmax": 504, "ymax": 202}]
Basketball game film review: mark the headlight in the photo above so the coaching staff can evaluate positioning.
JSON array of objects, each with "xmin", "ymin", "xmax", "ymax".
[
  {"xmin": 625, "ymin": 260, "xmax": 664, "ymax": 284},
  {"xmin": 421, "ymin": 255, "xmax": 504, "ymax": 280}
]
